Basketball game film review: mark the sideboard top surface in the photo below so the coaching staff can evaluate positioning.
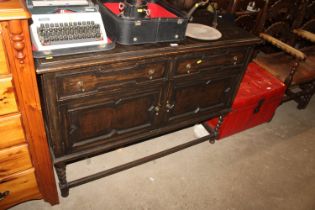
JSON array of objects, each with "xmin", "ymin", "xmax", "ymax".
[{"xmin": 35, "ymin": 18, "xmax": 261, "ymax": 74}]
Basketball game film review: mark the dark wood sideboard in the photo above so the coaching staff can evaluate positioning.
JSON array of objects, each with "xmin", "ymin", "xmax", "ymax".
[{"xmin": 35, "ymin": 19, "xmax": 260, "ymax": 197}]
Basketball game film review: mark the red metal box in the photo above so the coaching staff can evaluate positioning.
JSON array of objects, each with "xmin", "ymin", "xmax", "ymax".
[{"xmin": 207, "ymin": 62, "xmax": 286, "ymax": 139}]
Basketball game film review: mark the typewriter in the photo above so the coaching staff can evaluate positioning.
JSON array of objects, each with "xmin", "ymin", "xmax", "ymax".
[{"xmin": 27, "ymin": 0, "xmax": 114, "ymax": 57}]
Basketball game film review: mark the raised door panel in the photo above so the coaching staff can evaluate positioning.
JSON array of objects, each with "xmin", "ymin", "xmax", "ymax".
[
  {"xmin": 166, "ymin": 74, "xmax": 239, "ymax": 125},
  {"xmin": 60, "ymin": 90, "xmax": 162, "ymax": 154}
]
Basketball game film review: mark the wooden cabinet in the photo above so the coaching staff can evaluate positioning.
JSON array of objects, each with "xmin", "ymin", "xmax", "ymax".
[
  {"xmin": 0, "ymin": 0, "xmax": 58, "ymax": 208},
  {"xmin": 37, "ymin": 19, "xmax": 260, "ymax": 197},
  {"xmin": 39, "ymin": 54, "xmax": 241, "ymax": 158}
]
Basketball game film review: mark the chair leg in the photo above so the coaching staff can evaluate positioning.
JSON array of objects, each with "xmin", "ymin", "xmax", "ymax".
[
  {"xmin": 296, "ymin": 81, "xmax": 315, "ymax": 109},
  {"xmin": 284, "ymin": 60, "xmax": 299, "ymax": 88}
]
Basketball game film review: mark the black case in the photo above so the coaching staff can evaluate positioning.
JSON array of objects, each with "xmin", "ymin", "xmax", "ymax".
[{"xmin": 97, "ymin": 0, "xmax": 189, "ymax": 45}]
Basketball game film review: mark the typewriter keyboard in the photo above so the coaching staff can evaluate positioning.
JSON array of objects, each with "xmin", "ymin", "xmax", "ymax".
[{"xmin": 37, "ymin": 21, "xmax": 102, "ymax": 45}]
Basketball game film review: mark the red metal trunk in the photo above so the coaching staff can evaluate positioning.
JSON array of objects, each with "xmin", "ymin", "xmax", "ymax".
[{"xmin": 207, "ymin": 62, "xmax": 286, "ymax": 139}]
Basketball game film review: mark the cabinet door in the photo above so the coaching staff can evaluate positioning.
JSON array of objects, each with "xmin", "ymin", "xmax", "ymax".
[
  {"xmin": 60, "ymin": 90, "xmax": 162, "ymax": 154},
  {"xmin": 165, "ymin": 74, "xmax": 239, "ymax": 125}
]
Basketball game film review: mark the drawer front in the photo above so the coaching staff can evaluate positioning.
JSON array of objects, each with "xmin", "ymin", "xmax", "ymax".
[
  {"xmin": 0, "ymin": 144, "xmax": 32, "ymax": 178},
  {"xmin": 0, "ymin": 76, "xmax": 18, "ymax": 115},
  {"xmin": 174, "ymin": 47, "xmax": 248, "ymax": 77},
  {"xmin": 0, "ymin": 169, "xmax": 41, "ymax": 210},
  {"xmin": 0, "ymin": 34, "xmax": 9, "ymax": 75},
  {"xmin": 57, "ymin": 60, "xmax": 167, "ymax": 100},
  {"xmin": 0, "ymin": 114, "xmax": 25, "ymax": 149}
]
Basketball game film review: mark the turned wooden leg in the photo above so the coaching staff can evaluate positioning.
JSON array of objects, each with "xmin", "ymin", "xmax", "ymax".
[
  {"xmin": 55, "ymin": 163, "xmax": 69, "ymax": 197},
  {"xmin": 211, "ymin": 115, "xmax": 224, "ymax": 143}
]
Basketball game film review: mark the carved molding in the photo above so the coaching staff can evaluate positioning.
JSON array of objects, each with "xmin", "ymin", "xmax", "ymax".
[{"xmin": 8, "ymin": 20, "xmax": 26, "ymax": 64}]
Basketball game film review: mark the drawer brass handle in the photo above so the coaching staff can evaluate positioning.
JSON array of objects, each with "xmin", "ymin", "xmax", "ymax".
[
  {"xmin": 148, "ymin": 69, "xmax": 155, "ymax": 80},
  {"xmin": 0, "ymin": 191, "xmax": 10, "ymax": 201},
  {"xmin": 186, "ymin": 63, "xmax": 192, "ymax": 69},
  {"xmin": 196, "ymin": 59, "xmax": 203, "ymax": 64},
  {"xmin": 76, "ymin": 81, "xmax": 85, "ymax": 92},
  {"xmin": 233, "ymin": 56, "xmax": 238, "ymax": 64}
]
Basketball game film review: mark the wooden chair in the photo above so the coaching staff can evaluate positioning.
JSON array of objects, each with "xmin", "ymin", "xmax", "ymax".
[
  {"xmin": 254, "ymin": 12, "xmax": 315, "ymax": 109},
  {"xmin": 230, "ymin": 0, "xmax": 301, "ymax": 35},
  {"xmin": 166, "ymin": 0, "xmax": 268, "ymax": 33},
  {"xmin": 232, "ymin": 0, "xmax": 269, "ymax": 35}
]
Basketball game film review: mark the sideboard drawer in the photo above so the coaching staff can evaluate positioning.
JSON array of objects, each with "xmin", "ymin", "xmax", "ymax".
[
  {"xmin": 174, "ymin": 47, "xmax": 247, "ymax": 77},
  {"xmin": 57, "ymin": 60, "xmax": 167, "ymax": 99},
  {"xmin": 0, "ymin": 144, "xmax": 32, "ymax": 178},
  {"xmin": 0, "ymin": 114, "xmax": 25, "ymax": 149},
  {"xmin": 0, "ymin": 169, "xmax": 41, "ymax": 210},
  {"xmin": 0, "ymin": 76, "xmax": 18, "ymax": 115}
]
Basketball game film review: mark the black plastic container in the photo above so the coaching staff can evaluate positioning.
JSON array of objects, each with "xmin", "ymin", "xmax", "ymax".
[{"xmin": 97, "ymin": 0, "xmax": 189, "ymax": 45}]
